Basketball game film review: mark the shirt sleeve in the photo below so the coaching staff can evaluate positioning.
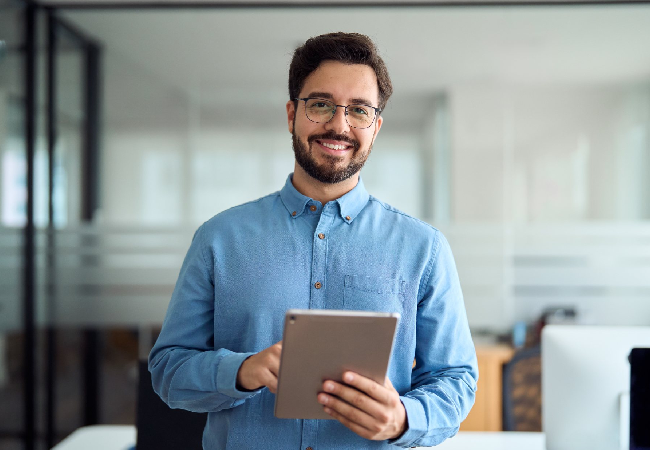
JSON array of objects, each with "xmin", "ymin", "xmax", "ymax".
[
  {"xmin": 148, "ymin": 224, "xmax": 262, "ymax": 413},
  {"xmin": 389, "ymin": 231, "xmax": 479, "ymax": 448}
]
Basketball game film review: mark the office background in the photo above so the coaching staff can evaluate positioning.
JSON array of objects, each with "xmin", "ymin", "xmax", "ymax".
[{"xmin": 1, "ymin": 1, "xmax": 650, "ymax": 449}]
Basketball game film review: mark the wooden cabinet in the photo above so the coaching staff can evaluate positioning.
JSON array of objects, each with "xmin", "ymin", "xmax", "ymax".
[{"xmin": 460, "ymin": 344, "xmax": 514, "ymax": 431}]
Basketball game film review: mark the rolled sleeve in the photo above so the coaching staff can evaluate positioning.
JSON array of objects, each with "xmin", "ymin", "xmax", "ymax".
[{"xmin": 216, "ymin": 350, "xmax": 263, "ymax": 399}]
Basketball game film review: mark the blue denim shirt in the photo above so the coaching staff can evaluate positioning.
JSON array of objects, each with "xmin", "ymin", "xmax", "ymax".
[{"xmin": 149, "ymin": 174, "xmax": 478, "ymax": 449}]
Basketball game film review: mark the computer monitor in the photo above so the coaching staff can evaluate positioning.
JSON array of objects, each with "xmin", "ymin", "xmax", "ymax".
[{"xmin": 542, "ymin": 325, "xmax": 650, "ymax": 450}]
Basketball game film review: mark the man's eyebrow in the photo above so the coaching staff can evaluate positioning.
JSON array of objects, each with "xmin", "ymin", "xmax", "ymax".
[
  {"xmin": 306, "ymin": 92, "xmax": 376, "ymax": 107},
  {"xmin": 306, "ymin": 92, "xmax": 333, "ymax": 100},
  {"xmin": 349, "ymin": 97, "xmax": 375, "ymax": 106}
]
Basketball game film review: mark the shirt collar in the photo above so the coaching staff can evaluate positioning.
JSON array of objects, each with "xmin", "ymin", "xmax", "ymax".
[
  {"xmin": 280, "ymin": 174, "xmax": 312, "ymax": 219},
  {"xmin": 334, "ymin": 176, "xmax": 369, "ymax": 223},
  {"xmin": 279, "ymin": 173, "xmax": 370, "ymax": 223}
]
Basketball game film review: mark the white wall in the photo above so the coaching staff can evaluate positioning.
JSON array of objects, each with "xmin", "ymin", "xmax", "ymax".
[
  {"xmin": 450, "ymin": 83, "xmax": 650, "ymax": 223},
  {"xmin": 445, "ymin": 82, "xmax": 650, "ymax": 331}
]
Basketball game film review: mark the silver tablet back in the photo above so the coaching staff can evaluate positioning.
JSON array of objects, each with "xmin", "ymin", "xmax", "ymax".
[{"xmin": 274, "ymin": 309, "xmax": 399, "ymax": 420}]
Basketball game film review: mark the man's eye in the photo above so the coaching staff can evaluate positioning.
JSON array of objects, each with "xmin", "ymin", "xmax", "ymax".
[
  {"xmin": 312, "ymin": 102, "xmax": 329, "ymax": 108},
  {"xmin": 350, "ymin": 106, "xmax": 369, "ymax": 116}
]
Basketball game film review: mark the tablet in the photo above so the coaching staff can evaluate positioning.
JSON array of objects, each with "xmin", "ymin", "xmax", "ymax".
[{"xmin": 274, "ymin": 309, "xmax": 400, "ymax": 420}]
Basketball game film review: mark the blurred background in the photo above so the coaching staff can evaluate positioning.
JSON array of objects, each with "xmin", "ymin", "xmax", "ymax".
[{"xmin": 1, "ymin": 1, "xmax": 650, "ymax": 449}]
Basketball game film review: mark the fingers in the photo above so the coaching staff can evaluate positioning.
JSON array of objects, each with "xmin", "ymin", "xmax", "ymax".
[
  {"xmin": 318, "ymin": 388, "xmax": 379, "ymax": 432},
  {"xmin": 322, "ymin": 403, "xmax": 380, "ymax": 440},
  {"xmin": 265, "ymin": 341, "xmax": 283, "ymax": 392},
  {"xmin": 318, "ymin": 373, "xmax": 407, "ymax": 440},
  {"xmin": 319, "ymin": 379, "xmax": 386, "ymax": 422},
  {"xmin": 342, "ymin": 372, "xmax": 394, "ymax": 404},
  {"xmin": 266, "ymin": 342, "xmax": 282, "ymax": 373},
  {"xmin": 262, "ymin": 368, "xmax": 279, "ymax": 393},
  {"xmin": 236, "ymin": 341, "xmax": 283, "ymax": 392}
]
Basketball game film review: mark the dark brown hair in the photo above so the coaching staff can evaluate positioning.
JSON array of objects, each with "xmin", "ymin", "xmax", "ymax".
[{"xmin": 289, "ymin": 32, "xmax": 393, "ymax": 111}]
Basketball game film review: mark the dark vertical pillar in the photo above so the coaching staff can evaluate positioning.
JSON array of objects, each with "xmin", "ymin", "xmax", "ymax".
[
  {"xmin": 83, "ymin": 329, "xmax": 100, "ymax": 425},
  {"xmin": 23, "ymin": 4, "xmax": 37, "ymax": 450},
  {"xmin": 82, "ymin": 40, "xmax": 103, "ymax": 427},
  {"xmin": 82, "ymin": 42, "xmax": 101, "ymax": 222},
  {"xmin": 46, "ymin": 9, "xmax": 58, "ymax": 449}
]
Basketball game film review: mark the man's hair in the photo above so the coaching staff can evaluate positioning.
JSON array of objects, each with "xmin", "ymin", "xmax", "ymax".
[{"xmin": 288, "ymin": 32, "xmax": 393, "ymax": 111}]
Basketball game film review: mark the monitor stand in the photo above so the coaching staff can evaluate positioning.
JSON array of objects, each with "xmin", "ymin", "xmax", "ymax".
[{"xmin": 620, "ymin": 392, "xmax": 630, "ymax": 450}]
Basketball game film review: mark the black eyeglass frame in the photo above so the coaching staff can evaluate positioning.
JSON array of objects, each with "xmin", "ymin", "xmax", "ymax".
[{"xmin": 294, "ymin": 97, "xmax": 382, "ymax": 129}]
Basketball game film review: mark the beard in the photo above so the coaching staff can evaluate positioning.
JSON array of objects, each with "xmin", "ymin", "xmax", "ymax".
[{"xmin": 292, "ymin": 129, "xmax": 372, "ymax": 184}]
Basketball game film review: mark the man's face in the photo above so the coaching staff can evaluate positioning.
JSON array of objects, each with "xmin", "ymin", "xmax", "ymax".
[{"xmin": 286, "ymin": 60, "xmax": 383, "ymax": 184}]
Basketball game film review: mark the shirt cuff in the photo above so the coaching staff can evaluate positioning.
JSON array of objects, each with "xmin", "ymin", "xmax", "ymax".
[
  {"xmin": 388, "ymin": 396, "xmax": 427, "ymax": 447},
  {"xmin": 215, "ymin": 350, "xmax": 263, "ymax": 399}
]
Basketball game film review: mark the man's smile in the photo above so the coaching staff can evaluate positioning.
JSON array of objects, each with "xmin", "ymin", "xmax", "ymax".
[{"xmin": 314, "ymin": 139, "xmax": 354, "ymax": 155}]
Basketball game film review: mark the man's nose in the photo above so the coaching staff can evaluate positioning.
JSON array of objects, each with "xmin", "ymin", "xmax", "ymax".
[{"xmin": 324, "ymin": 106, "xmax": 350, "ymax": 134}]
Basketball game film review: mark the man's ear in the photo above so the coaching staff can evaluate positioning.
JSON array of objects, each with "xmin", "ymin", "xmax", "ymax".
[
  {"xmin": 286, "ymin": 100, "xmax": 296, "ymax": 134},
  {"xmin": 373, "ymin": 115, "xmax": 383, "ymax": 140}
]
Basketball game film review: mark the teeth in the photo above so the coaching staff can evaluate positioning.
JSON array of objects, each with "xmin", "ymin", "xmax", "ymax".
[{"xmin": 321, "ymin": 142, "xmax": 347, "ymax": 150}]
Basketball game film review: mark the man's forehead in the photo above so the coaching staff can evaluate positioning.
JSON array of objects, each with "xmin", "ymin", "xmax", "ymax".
[{"xmin": 299, "ymin": 61, "xmax": 380, "ymax": 106}]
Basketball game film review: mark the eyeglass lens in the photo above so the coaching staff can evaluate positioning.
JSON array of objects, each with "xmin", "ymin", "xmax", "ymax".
[{"xmin": 304, "ymin": 98, "xmax": 375, "ymax": 129}]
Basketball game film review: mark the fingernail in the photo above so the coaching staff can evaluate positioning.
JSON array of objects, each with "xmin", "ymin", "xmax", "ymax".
[
  {"xmin": 344, "ymin": 373, "xmax": 353, "ymax": 383},
  {"xmin": 318, "ymin": 394, "xmax": 328, "ymax": 404},
  {"xmin": 324, "ymin": 407, "xmax": 332, "ymax": 414},
  {"xmin": 324, "ymin": 382, "xmax": 334, "ymax": 392}
]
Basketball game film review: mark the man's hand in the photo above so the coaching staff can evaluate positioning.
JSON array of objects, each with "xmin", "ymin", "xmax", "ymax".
[
  {"xmin": 236, "ymin": 341, "xmax": 282, "ymax": 393},
  {"xmin": 317, "ymin": 372, "xmax": 407, "ymax": 441}
]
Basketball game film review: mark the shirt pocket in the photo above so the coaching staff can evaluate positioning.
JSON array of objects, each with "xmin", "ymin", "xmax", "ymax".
[{"xmin": 343, "ymin": 274, "xmax": 405, "ymax": 314}]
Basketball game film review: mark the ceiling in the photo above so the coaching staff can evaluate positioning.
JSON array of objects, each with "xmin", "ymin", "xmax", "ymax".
[
  {"xmin": 41, "ymin": 0, "xmax": 634, "ymax": 4},
  {"xmin": 57, "ymin": 4, "xmax": 650, "ymax": 130}
]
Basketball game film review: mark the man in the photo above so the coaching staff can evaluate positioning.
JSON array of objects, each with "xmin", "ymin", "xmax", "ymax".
[{"xmin": 149, "ymin": 32, "xmax": 478, "ymax": 449}]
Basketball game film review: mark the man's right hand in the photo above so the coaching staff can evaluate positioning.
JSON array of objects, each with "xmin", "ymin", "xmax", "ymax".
[{"xmin": 236, "ymin": 341, "xmax": 283, "ymax": 393}]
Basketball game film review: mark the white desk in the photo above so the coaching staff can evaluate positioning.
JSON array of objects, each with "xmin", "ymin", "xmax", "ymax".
[
  {"xmin": 435, "ymin": 431, "xmax": 545, "ymax": 450},
  {"xmin": 52, "ymin": 425, "xmax": 136, "ymax": 450},
  {"xmin": 52, "ymin": 425, "xmax": 545, "ymax": 450}
]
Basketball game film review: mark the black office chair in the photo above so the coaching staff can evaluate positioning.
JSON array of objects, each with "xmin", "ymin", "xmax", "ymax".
[
  {"xmin": 136, "ymin": 360, "xmax": 207, "ymax": 450},
  {"xmin": 502, "ymin": 346, "xmax": 542, "ymax": 432}
]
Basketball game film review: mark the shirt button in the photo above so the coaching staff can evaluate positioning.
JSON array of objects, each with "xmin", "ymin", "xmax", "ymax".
[
  {"xmin": 310, "ymin": 205, "xmax": 317, "ymax": 212},
  {"xmin": 314, "ymin": 282, "xmax": 322, "ymax": 289},
  {"xmin": 292, "ymin": 211, "xmax": 297, "ymax": 217},
  {"xmin": 345, "ymin": 215, "xmax": 351, "ymax": 221},
  {"xmin": 306, "ymin": 447, "xmax": 313, "ymax": 450},
  {"xmin": 318, "ymin": 233, "xmax": 325, "ymax": 239}
]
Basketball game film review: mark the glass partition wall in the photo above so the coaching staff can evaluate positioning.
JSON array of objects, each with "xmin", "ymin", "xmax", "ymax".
[
  {"xmin": 1, "ymin": 4, "xmax": 104, "ymax": 449},
  {"xmin": 0, "ymin": 3, "xmax": 27, "ymax": 450},
  {"xmin": 2, "ymin": 2, "xmax": 650, "ymax": 448}
]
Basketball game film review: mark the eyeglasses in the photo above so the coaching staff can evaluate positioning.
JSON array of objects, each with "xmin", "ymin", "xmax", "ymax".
[{"xmin": 295, "ymin": 97, "xmax": 381, "ymax": 129}]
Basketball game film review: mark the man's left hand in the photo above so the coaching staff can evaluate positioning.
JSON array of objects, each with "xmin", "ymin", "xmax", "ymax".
[{"xmin": 317, "ymin": 372, "xmax": 407, "ymax": 441}]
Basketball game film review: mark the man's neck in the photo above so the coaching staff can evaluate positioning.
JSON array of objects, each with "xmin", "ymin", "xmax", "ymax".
[{"xmin": 291, "ymin": 164, "xmax": 359, "ymax": 205}]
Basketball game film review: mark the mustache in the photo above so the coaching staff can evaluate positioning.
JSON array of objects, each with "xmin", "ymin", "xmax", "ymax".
[{"xmin": 307, "ymin": 132, "xmax": 360, "ymax": 150}]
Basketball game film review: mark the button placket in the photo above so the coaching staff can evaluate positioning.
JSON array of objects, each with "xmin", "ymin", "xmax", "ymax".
[
  {"xmin": 301, "ymin": 420, "xmax": 318, "ymax": 450},
  {"xmin": 304, "ymin": 206, "xmax": 334, "ymax": 450},
  {"xmin": 309, "ymin": 206, "xmax": 334, "ymax": 310}
]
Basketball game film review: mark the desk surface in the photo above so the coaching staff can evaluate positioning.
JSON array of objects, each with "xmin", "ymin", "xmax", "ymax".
[
  {"xmin": 52, "ymin": 425, "xmax": 545, "ymax": 450},
  {"xmin": 436, "ymin": 431, "xmax": 545, "ymax": 450},
  {"xmin": 52, "ymin": 425, "xmax": 135, "ymax": 450}
]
